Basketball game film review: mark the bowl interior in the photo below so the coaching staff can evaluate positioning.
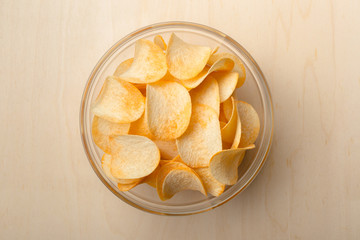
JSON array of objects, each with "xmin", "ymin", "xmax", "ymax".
[{"xmin": 81, "ymin": 23, "xmax": 273, "ymax": 215}]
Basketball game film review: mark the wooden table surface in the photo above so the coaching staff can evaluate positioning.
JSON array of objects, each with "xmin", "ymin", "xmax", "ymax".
[{"xmin": 1, "ymin": 0, "xmax": 360, "ymax": 239}]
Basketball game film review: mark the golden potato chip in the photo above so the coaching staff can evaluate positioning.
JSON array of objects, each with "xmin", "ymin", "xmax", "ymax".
[
  {"xmin": 181, "ymin": 57, "xmax": 234, "ymax": 89},
  {"xmin": 91, "ymin": 76, "xmax": 145, "ymax": 123},
  {"xmin": 222, "ymin": 97, "xmax": 233, "ymax": 121},
  {"xmin": 128, "ymin": 111, "xmax": 154, "ymax": 139},
  {"xmin": 110, "ymin": 135, "xmax": 160, "ymax": 179},
  {"xmin": 236, "ymin": 101, "xmax": 260, "ymax": 148},
  {"xmin": 208, "ymin": 52, "xmax": 246, "ymax": 88},
  {"xmin": 210, "ymin": 46, "xmax": 219, "ymax": 55},
  {"xmin": 153, "ymin": 139, "xmax": 178, "ymax": 160},
  {"xmin": 157, "ymin": 161, "xmax": 206, "ymax": 200},
  {"xmin": 117, "ymin": 39, "xmax": 167, "ymax": 84},
  {"xmin": 212, "ymin": 71, "xmax": 238, "ymax": 102},
  {"xmin": 209, "ymin": 145, "xmax": 255, "ymax": 185},
  {"xmin": 101, "ymin": 154, "xmax": 141, "ymax": 184},
  {"xmin": 166, "ymin": 33, "xmax": 211, "ymax": 80},
  {"xmin": 154, "ymin": 35, "xmax": 167, "ymax": 51},
  {"xmin": 221, "ymin": 97, "xmax": 241, "ymax": 149},
  {"xmin": 113, "ymin": 58, "xmax": 134, "ymax": 76},
  {"xmin": 92, "ymin": 116, "xmax": 130, "ymax": 153},
  {"xmin": 147, "ymin": 81, "xmax": 191, "ymax": 140},
  {"xmin": 219, "ymin": 108, "xmax": 228, "ymax": 123},
  {"xmin": 176, "ymin": 104, "xmax": 222, "ymax": 168},
  {"xmin": 117, "ymin": 181, "xmax": 142, "ymax": 191},
  {"xmin": 194, "ymin": 167, "xmax": 225, "ymax": 196},
  {"xmin": 190, "ymin": 76, "xmax": 220, "ymax": 116},
  {"xmin": 219, "ymin": 121, "xmax": 227, "ymax": 129},
  {"xmin": 144, "ymin": 159, "xmax": 183, "ymax": 188},
  {"xmin": 237, "ymin": 151, "xmax": 246, "ymax": 167}
]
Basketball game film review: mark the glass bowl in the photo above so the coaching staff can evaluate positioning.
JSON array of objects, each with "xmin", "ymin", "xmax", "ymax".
[{"xmin": 80, "ymin": 21, "xmax": 273, "ymax": 216}]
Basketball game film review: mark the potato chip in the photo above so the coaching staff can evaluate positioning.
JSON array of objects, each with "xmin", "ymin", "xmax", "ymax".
[
  {"xmin": 113, "ymin": 58, "xmax": 134, "ymax": 76},
  {"xmin": 147, "ymin": 81, "xmax": 191, "ymax": 140},
  {"xmin": 101, "ymin": 154, "xmax": 141, "ymax": 184},
  {"xmin": 190, "ymin": 76, "xmax": 220, "ymax": 116},
  {"xmin": 92, "ymin": 116, "xmax": 130, "ymax": 153},
  {"xmin": 212, "ymin": 71, "xmax": 238, "ymax": 102},
  {"xmin": 221, "ymin": 97, "xmax": 241, "ymax": 149},
  {"xmin": 128, "ymin": 111, "xmax": 154, "ymax": 139},
  {"xmin": 208, "ymin": 52, "xmax": 246, "ymax": 88},
  {"xmin": 92, "ymin": 76, "xmax": 145, "ymax": 123},
  {"xmin": 181, "ymin": 57, "xmax": 234, "ymax": 89},
  {"xmin": 237, "ymin": 151, "xmax": 246, "ymax": 167},
  {"xmin": 236, "ymin": 101, "xmax": 260, "ymax": 148},
  {"xmin": 157, "ymin": 161, "xmax": 206, "ymax": 200},
  {"xmin": 117, "ymin": 39, "xmax": 167, "ymax": 84},
  {"xmin": 219, "ymin": 121, "xmax": 227, "ymax": 129},
  {"xmin": 222, "ymin": 97, "xmax": 233, "ymax": 121},
  {"xmin": 153, "ymin": 139, "xmax": 178, "ymax": 160},
  {"xmin": 194, "ymin": 167, "xmax": 225, "ymax": 196},
  {"xmin": 154, "ymin": 35, "xmax": 167, "ymax": 51},
  {"xmin": 117, "ymin": 181, "xmax": 142, "ymax": 191},
  {"xmin": 209, "ymin": 145, "xmax": 255, "ymax": 185},
  {"xmin": 176, "ymin": 104, "xmax": 222, "ymax": 168},
  {"xmin": 210, "ymin": 46, "xmax": 219, "ymax": 55},
  {"xmin": 166, "ymin": 33, "xmax": 211, "ymax": 80},
  {"xmin": 110, "ymin": 135, "xmax": 160, "ymax": 179}
]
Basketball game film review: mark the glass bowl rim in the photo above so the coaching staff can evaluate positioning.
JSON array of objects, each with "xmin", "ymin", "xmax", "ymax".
[{"xmin": 79, "ymin": 21, "xmax": 274, "ymax": 216}]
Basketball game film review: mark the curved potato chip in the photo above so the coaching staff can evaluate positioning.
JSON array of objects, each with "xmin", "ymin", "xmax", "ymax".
[
  {"xmin": 190, "ymin": 76, "xmax": 220, "ymax": 116},
  {"xmin": 117, "ymin": 181, "xmax": 142, "ymax": 191},
  {"xmin": 181, "ymin": 57, "xmax": 234, "ymax": 89},
  {"xmin": 110, "ymin": 135, "xmax": 160, "ymax": 179},
  {"xmin": 219, "ymin": 121, "xmax": 227, "ymax": 129},
  {"xmin": 212, "ymin": 71, "xmax": 238, "ymax": 102},
  {"xmin": 157, "ymin": 161, "xmax": 206, "ymax": 200},
  {"xmin": 101, "ymin": 154, "xmax": 142, "ymax": 184},
  {"xmin": 195, "ymin": 167, "xmax": 225, "ymax": 196},
  {"xmin": 154, "ymin": 35, "xmax": 167, "ymax": 51},
  {"xmin": 237, "ymin": 151, "xmax": 246, "ymax": 167},
  {"xmin": 128, "ymin": 111, "xmax": 154, "ymax": 139},
  {"xmin": 113, "ymin": 58, "xmax": 134, "ymax": 76},
  {"xmin": 153, "ymin": 139, "xmax": 178, "ymax": 160},
  {"xmin": 166, "ymin": 33, "xmax": 211, "ymax": 80},
  {"xmin": 210, "ymin": 46, "xmax": 219, "ymax": 55},
  {"xmin": 209, "ymin": 145, "xmax": 255, "ymax": 185},
  {"xmin": 221, "ymin": 97, "xmax": 241, "ymax": 149},
  {"xmin": 176, "ymin": 104, "xmax": 222, "ymax": 168},
  {"xmin": 208, "ymin": 52, "xmax": 246, "ymax": 88},
  {"xmin": 236, "ymin": 101, "xmax": 260, "ymax": 148},
  {"xmin": 147, "ymin": 81, "xmax": 191, "ymax": 140},
  {"xmin": 92, "ymin": 116, "xmax": 130, "ymax": 153},
  {"xmin": 117, "ymin": 39, "xmax": 167, "ymax": 84},
  {"xmin": 92, "ymin": 76, "xmax": 145, "ymax": 123},
  {"xmin": 222, "ymin": 97, "xmax": 233, "ymax": 121}
]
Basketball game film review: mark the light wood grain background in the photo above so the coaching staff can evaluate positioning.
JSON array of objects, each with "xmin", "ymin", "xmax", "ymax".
[{"xmin": 1, "ymin": 0, "xmax": 360, "ymax": 239}]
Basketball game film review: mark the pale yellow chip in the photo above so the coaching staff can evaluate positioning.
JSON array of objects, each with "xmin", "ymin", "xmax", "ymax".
[
  {"xmin": 144, "ymin": 158, "xmax": 183, "ymax": 188},
  {"xmin": 147, "ymin": 80, "xmax": 192, "ymax": 140},
  {"xmin": 210, "ymin": 46, "xmax": 219, "ymax": 55},
  {"xmin": 157, "ymin": 161, "xmax": 206, "ymax": 200},
  {"xmin": 101, "ymin": 154, "xmax": 142, "ymax": 184},
  {"xmin": 181, "ymin": 57, "xmax": 234, "ymax": 89},
  {"xmin": 91, "ymin": 76, "xmax": 145, "ymax": 123},
  {"xmin": 117, "ymin": 39, "xmax": 167, "ymax": 84},
  {"xmin": 110, "ymin": 135, "xmax": 160, "ymax": 179},
  {"xmin": 221, "ymin": 97, "xmax": 241, "ymax": 149},
  {"xmin": 212, "ymin": 71, "xmax": 238, "ymax": 102},
  {"xmin": 128, "ymin": 111, "xmax": 154, "ymax": 139},
  {"xmin": 113, "ymin": 58, "xmax": 134, "ymax": 76},
  {"xmin": 194, "ymin": 167, "xmax": 225, "ymax": 196},
  {"xmin": 190, "ymin": 76, "xmax": 220, "ymax": 116},
  {"xmin": 236, "ymin": 101, "xmax": 260, "ymax": 148},
  {"xmin": 222, "ymin": 97, "xmax": 233, "ymax": 121},
  {"xmin": 117, "ymin": 181, "xmax": 142, "ymax": 191},
  {"xmin": 154, "ymin": 35, "xmax": 167, "ymax": 51},
  {"xmin": 153, "ymin": 139, "xmax": 178, "ymax": 160},
  {"xmin": 166, "ymin": 33, "xmax": 211, "ymax": 80},
  {"xmin": 176, "ymin": 104, "xmax": 222, "ymax": 168},
  {"xmin": 209, "ymin": 145, "xmax": 255, "ymax": 185},
  {"xmin": 208, "ymin": 52, "xmax": 246, "ymax": 88},
  {"xmin": 92, "ymin": 116, "xmax": 130, "ymax": 153}
]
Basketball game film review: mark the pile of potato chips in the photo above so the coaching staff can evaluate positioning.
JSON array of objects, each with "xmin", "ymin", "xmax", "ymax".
[{"xmin": 91, "ymin": 33, "xmax": 260, "ymax": 200}]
